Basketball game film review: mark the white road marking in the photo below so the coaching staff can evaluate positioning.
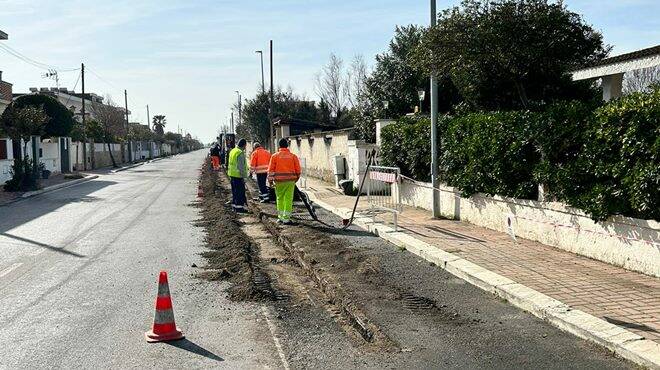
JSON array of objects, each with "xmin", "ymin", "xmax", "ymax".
[
  {"xmin": 0, "ymin": 263, "xmax": 22, "ymax": 278},
  {"xmin": 261, "ymin": 305, "xmax": 290, "ymax": 370}
]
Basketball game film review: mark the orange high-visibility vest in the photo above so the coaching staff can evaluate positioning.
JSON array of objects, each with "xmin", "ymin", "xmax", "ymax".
[
  {"xmin": 250, "ymin": 147, "xmax": 271, "ymax": 174},
  {"xmin": 268, "ymin": 148, "xmax": 301, "ymax": 182}
]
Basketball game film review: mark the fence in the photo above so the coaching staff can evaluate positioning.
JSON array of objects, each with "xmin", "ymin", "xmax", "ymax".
[{"xmin": 367, "ymin": 165, "xmax": 401, "ymax": 231}]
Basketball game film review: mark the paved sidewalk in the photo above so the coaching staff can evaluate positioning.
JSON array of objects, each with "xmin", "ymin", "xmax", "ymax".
[{"xmin": 303, "ymin": 178, "xmax": 660, "ymax": 345}]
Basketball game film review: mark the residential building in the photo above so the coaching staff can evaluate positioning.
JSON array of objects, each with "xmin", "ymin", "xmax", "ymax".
[
  {"xmin": 0, "ymin": 30, "xmax": 11, "ymax": 115},
  {"xmin": 13, "ymin": 87, "xmax": 124, "ymax": 122}
]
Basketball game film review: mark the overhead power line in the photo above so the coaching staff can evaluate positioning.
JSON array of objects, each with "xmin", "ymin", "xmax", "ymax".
[{"xmin": 0, "ymin": 43, "xmax": 79, "ymax": 72}]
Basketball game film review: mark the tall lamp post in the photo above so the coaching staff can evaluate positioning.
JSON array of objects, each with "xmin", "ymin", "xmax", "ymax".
[
  {"xmin": 430, "ymin": 0, "xmax": 440, "ymax": 218},
  {"xmin": 234, "ymin": 90, "xmax": 242, "ymax": 133},
  {"xmin": 255, "ymin": 50, "xmax": 265, "ymax": 95}
]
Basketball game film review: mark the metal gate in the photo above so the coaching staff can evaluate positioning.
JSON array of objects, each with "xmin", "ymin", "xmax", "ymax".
[
  {"xmin": 59, "ymin": 137, "xmax": 70, "ymax": 173},
  {"xmin": 366, "ymin": 165, "xmax": 401, "ymax": 230}
]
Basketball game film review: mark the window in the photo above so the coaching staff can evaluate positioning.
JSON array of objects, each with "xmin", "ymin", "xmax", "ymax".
[{"xmin": 0, "ymin": 139, "xmax": 7, "ymax": 160}]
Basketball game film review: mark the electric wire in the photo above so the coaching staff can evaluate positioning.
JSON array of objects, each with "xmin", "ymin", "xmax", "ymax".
[{"xmin": 0, "ymin": 43, "xmax": 79, "ymax": 72}]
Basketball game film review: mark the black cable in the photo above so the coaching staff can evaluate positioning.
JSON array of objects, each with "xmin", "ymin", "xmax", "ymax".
[{"xmin": 296, "ymin": 148, "xmax": 377, "ymax": 230}]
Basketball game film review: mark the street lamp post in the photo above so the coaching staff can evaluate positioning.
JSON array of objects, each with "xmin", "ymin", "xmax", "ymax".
[
  {"xmin": 417, "ymin": 89, "xmax": 426, "ymax": 113},
  {"xmin": 430, "ymin": 0, "xmax": 440, "ymax": 218},
  {"xmin": 235, "ymin": 90, "xmax": 242, "ymax": 132},
  {"xmin": 255, "ymin": 50, "xmax": 265, "ymax": 95}
]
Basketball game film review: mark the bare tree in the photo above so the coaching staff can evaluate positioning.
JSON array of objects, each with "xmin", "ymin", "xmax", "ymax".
[
  {"xmin": 346, "ymin": 54, "xmax": 369, "ymax": 107},
  {"xmin": 314, "ymin": 53, "xmax": 349, "ymax": 125},
  {"xmin": 623, "ymin": 66, "xmax": 660, "ymax": 94},
  {"xmin": 91, "ymin": 96, "xmax": 125, "ymax": 167}
]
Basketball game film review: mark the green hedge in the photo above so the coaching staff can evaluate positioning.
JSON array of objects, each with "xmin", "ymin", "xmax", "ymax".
[{"xmin": 379, "ymin": 88, "xmax": 660, "ymax": 221}]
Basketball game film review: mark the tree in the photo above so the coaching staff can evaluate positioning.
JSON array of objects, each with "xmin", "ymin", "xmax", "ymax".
[
  {"xmin": 352, "ymin": 25, "xmax": 462, "ymax": 142},
  {"xmin": 314, "ymin": 54, "xmax": 350, "ymax": 126},
  {"xmin": 91, "ymin": 97, "xmax": 125, "ymax": 167},
  {"xmin": 415, "ymin": 0, "xmax": 609, "ymax": 110},
  {"xmin": 237, "ymin": 87, "xmax": 328, "ymax": 144},
  {"xmin": 152, "ymin": 115, "xmax": 166, "ymax": 138},
  {"xmin": 11, "ymin": 94, "xmax": 75, "ymax": 137},
  {"xmin": 0, "ymin": 105, "xmax": 49, "ymax": 191},
  {"xmin": 623, "ymin": 66, "xmax": 660, "ymax": 95}
]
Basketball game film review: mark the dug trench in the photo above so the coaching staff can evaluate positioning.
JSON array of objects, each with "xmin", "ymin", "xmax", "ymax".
[{"xmin": 192, "ymin": 159, "xmax": 631, "ymax": 369}]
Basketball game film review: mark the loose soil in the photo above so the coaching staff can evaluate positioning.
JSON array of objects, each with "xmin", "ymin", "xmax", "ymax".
[{"xmin": 192, "ymin": 158, "xmax": 631, "ymax": 369}]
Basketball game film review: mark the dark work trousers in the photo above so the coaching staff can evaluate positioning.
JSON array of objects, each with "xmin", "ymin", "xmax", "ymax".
[
  {"xmin": 256, "ymin": 173, "xmax": 269, "ymax": 199},
  {"xmin": 230, "ymin": 177, "xmax": 247, "ymax": 210}
]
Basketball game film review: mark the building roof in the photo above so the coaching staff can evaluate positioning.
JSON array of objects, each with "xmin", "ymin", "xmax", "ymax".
[
  {"xmin": 573, "ymin": 44, "xmax": 660, "ymax": 81},
  {"xmin": 273, "ymin": 117, "xmax": 334, "ymax": 129}
]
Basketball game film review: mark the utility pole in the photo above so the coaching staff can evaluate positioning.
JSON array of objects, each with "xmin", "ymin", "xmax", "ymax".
[
  {"xmin": 231, "ymin": 111, "xmax": 234, "ymax": 133},
  {"xmin": 146, "ymin": 105, "xmax": 151, "ymax": 130},
  {"xmin": 235, "ymin": 91, "xmax": 242, "ymax": 132},
  {"xmin": 269, "ymin": 40, "xmax": 275, "ymax": 151},
  {"xmin": 124, "ymin": 89, "xmax": 132, "ymax": 163},
  {"xmin": 430, "ymin": 0, "xmax": 440, "ymax": 218},
  {"xmin": 256, "ymin": 50, "xmax": 265, "ymax": 95},
  {"xmin": 81, "ymin": 63, "xmax": 87, "ymax": 170}
]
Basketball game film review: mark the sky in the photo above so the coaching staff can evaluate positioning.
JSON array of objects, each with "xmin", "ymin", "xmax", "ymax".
[{"xmin": 1, "ymin": 0, "xmax": 659, "ymax": 142}]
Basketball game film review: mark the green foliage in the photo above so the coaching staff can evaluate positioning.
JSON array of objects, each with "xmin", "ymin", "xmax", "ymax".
[
  {"xmin": 70, "ymin": 119, "xmax": 105, "ymax": 142},
  {"xmin": 4, "ymin": 156, "xmax": 40, "ymax": 192},
  {"xmin": 11, "ymin": 94, "xmax": 75, "ymax": 137},
  {"xmin": 380, "ymin": 89, "xmax": 660, "ymax": 221},
  {"xmin": 414, "ymin": 0, "xmax": 608, "ymax": 110},
  {"xmin": 380, "ymin": 115, "xmax": 443, "ymax": 182},
  {"xmin": 552, "ymin": 89, "xmax": 660, "ymax": 220},
  {"xmin": 441, "ymin": 111, "xmax": 540, "ymax": 199},
  {"xmin": 0, "ymin": 105, "xmax": 49, "ymax": 143}
]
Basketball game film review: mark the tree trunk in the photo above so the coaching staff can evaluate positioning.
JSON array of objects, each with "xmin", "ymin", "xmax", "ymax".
[
  {"xmin": 514, "ymin": 80, "xmax": 530, "ymax": 109},
  {"xmin": 106, "ymin": 140, "xmax": 117, "ymax": 168}
]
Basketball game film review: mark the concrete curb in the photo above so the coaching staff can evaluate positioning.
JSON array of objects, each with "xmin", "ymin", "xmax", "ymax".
[
  {"xmin": 19, "ymin": 175, "xmax": 100, "ymax": 199},
  {"xmin": 307, "ymin": 193, "xmax": 660, "ymax": 369},
  {"xmin": 110, "ymin": 162, "xmax": 145, "ymax": 173}
]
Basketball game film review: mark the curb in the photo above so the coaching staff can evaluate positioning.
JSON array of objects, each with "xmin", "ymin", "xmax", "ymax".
[
  {"xmin": 307, "ymin": 193, "xmax": 660, "ymax": 369},
  {"xmin": 17, "ymin": 175, "xmax": 100, "ymax": 200},
  {"xmin": 110, "ymin": 162, "xmax": 145, "ymax": 173}
]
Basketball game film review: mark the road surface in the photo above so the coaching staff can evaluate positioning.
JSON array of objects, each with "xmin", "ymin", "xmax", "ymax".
[{"xmin": 0, "ymin": 151, "xmax": 283, "ymax": 369}]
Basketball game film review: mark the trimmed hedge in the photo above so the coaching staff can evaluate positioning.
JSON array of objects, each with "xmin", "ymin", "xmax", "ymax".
[{"xmin": 379, "ymin": 88, "xmax": 660, "ymax": 221}]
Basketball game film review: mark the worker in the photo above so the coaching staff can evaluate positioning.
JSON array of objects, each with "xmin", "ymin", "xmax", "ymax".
[
  {"xmin": 227, "ymin": 138, "xmax": 249, "ymax": 213},
  {"xmin": 209, "ymin": 144, "xmax": 221, "ymax": 171},
  {"xmin": 250, "ymin": 142, "xmax": 272, "ymax": 202},
  {"xmin": 268, "ymin": 138, "xmax": 301, "ymax": 225}
]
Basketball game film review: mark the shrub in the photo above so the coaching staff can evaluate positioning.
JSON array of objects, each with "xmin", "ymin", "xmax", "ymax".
[
  {"xmin": 555, "ymin": 88, "xmax": 660, "ymax": 220},
  {"xmin": 380, "ymin": 115, "xmax": 447, "ymax": 182},
  {"xmin": 4, "ymin": 156, "xmax": 40, "ymax": 192},
  {"xmin": 441, "ymin": 111, "xmax": 541, "ymax": 199}
]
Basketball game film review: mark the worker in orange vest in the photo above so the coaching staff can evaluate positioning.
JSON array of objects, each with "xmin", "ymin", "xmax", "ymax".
[
  {"xmin": 250, "ymin": 142, "xmax": 271, "ymax": 202},
  {"xmin": 268, "ymin": 138, "xmax": 301, "ymax": 225}
]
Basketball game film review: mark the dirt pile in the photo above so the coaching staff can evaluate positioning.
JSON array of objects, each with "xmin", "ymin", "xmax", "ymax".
[{"xmin": 193, "ymin": 159, "xmax": 271, "ymax": 301}]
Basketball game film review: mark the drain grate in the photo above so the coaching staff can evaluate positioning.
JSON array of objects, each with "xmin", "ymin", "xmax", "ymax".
[{"xmin": 400, "ymin": 292, "xmax": 437, "ymax": 310}]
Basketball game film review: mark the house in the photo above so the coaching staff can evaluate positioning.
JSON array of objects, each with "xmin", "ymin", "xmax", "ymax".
[
  {"xmin": 13, "ymin": 87, "xmax": 118, "ymax": 122},
  {"xmin": 572, "ymin": 44, "xmax": 660, "ymax": 101},
  {"xmin": 0, "ymin": 30, "xmax": 14, "ymax": 184},
  {"xmin": 273, "ymin": 117, "xmax": 336, "ymax": 139}
]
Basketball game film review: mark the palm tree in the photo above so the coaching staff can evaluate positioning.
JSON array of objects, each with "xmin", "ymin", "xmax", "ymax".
[{"xmin": 152, "ymin": 115, "xmax": 166, "ymax": 137}]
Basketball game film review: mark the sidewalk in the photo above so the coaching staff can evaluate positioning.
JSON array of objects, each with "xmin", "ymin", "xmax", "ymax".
[{"xmin": 303, "ymin": 178, "xmax": 659, "ymax": 352}]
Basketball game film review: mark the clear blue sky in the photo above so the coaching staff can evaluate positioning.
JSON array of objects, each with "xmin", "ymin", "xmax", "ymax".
[{"xmin": 1, "ymin": 0, "xmax": 659, "ymax": 141}]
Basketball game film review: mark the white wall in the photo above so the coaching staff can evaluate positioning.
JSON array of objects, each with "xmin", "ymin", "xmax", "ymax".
[
  {"xmin": 287, "ymin": 129, "xmax": 353, "ymax": 183},
  {"xmin": 39, "ymin": 140, "xmax": 60, "ymax": 173},
  {"xmin": 399, "ymin": 178, "xmax": 660, "ymax": 277},
  {"xmin": 0, "ymin": 138, "xmax": 13, "ymax": 184}
]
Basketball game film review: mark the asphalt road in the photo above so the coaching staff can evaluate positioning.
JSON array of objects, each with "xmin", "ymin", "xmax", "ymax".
[{"xmin": 0, "ymin": 151, "xmax": 284, "ymax": 369}]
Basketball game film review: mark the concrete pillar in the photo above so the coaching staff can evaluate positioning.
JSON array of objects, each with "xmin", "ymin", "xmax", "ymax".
[
  {"xmin": 375, "ymin": 119, "xmax": 396, "ymax": 147},
  {"xmin": 602, "ymin": 73, "xmax": 624, "ymax": 101}
]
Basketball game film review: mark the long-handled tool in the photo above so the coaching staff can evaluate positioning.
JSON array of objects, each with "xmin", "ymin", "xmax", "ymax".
[{"xmin": 296, "ymin": 149, "xmax": 377, "ymax": 230}]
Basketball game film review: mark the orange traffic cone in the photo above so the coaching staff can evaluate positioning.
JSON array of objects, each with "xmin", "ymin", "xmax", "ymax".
[
  {"xmin": 145, "ymin": 271, "xmax": 184, "ymax": 343},
  {"xmin": 197, "ymin": 185, "xmax": 204, "ymax": 198}
]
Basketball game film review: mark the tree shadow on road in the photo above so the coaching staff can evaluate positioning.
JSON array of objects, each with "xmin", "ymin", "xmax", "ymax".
[{"xmin": 165, "ymin": 338, "xmax": 224, "ymax": 362}]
